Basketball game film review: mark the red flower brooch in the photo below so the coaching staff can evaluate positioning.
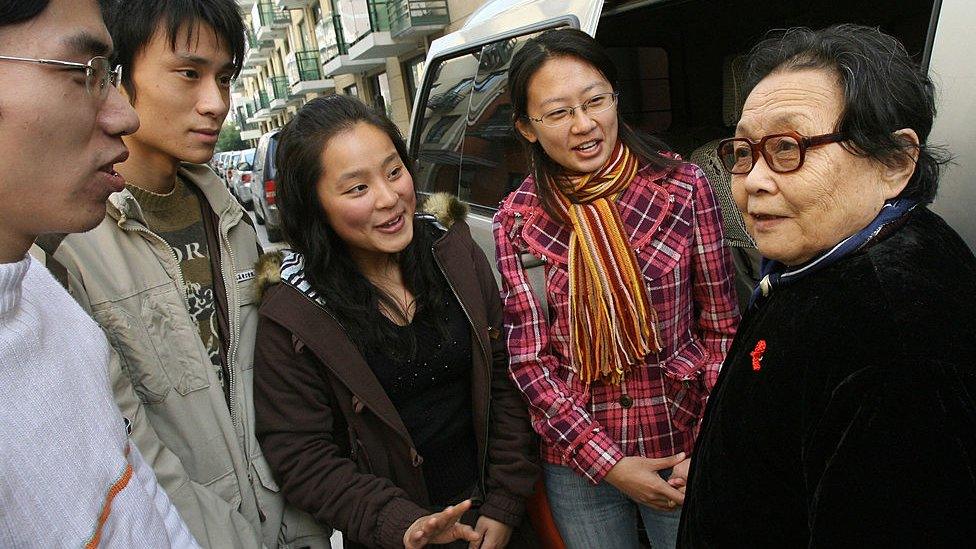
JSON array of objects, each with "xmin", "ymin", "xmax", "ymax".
[{"xmin": 751, "ymin": 340, "xmax": 767, "ymax": 371}]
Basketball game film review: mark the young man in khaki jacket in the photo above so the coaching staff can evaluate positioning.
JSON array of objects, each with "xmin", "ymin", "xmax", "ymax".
[{"xmin": 45, "ymin": 1, "xmax": 329, "ymax": 547}]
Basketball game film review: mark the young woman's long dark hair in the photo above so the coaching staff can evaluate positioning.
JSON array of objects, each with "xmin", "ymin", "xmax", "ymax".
[
  {"xmin": 508, "ymin": 28, "xmax": 677, "ymax": 218},
  {"xmin": 275, "ymin": 95, "xmax": 447, "ymax": 360}
]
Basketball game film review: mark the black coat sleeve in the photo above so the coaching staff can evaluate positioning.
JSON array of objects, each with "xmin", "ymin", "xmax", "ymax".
[{"xmin": 804, "ymin": 358, "xmax": 976, "ymax": 547}]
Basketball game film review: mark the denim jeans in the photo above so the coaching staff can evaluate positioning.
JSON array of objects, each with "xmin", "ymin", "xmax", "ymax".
[{"xmin": 544, "ymin": 463, "xmax": 680, "ymax": 549}]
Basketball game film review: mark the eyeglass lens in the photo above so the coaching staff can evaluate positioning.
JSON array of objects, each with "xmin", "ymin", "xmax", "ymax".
[
  {"xmin": 85, "ymin": 57, "xmax": 121, "ymax": 99},
  {"xmin": 720, "ymin": 135, "xmax": 803, "ymax": 174}
]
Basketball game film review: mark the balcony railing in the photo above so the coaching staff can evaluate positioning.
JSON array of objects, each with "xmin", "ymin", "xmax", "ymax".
[
  {"xmin": 387, "ymin": 0, "xmax": 449, "ymax": 38},
  {"xmin": 287, "ymin": 50, "xmax": 323, "ymax": 85},
  {"xmin": 337, "ymin": 0, "xmax": 391, "ymax": 48},
  {"xmin": 356, "ymin": 0, "xmax": 390, "ymax": 45},
  {"xmin": 253, "ymin": 1, "xmax": 289, "ymax": 28},
  {"xmin": 237, "ymin": 110, "xmax": 260, "ymax": 132},
  {"xmin": 256, "ymin": 90, "xmax": 270, "ymax": 110},
  {"xmin": 268, "ymin": 76, "xmax": 290, "ymax": 102},
  {"xmin": 316, "ymin": 16, "xmax": 348, "ymax": 63},
  {"xmin": 367, "ymin": 0, "xmax": 391, "ymax": 33}
]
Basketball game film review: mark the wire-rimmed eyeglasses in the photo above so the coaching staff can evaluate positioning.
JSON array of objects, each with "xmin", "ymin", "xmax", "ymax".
[
  {"xmin": 717, "ymin": 131, "xmax": 847, "ymax": 174},
  {"xmin": 0, "ymin": 55, "xmax": 122, "ymax": 101},
  {"xmin": 525, "ymin": 92, "xmax": 619, "ymax": 128}
]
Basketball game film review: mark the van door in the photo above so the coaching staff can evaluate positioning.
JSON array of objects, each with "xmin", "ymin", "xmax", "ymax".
[
  {"xmin": 927, "ymin": 0, "xmax": 976, "ymax": 252},
  {"xmin": 408, "ymin": 0, "xmax": 603, "ymax": 290}
]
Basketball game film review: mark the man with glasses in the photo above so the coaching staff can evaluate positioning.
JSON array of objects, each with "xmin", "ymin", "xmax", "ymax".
[
  {"xmin": 0, "ymin": 0, "xmax": 197, "ymax": 546},
  {"xmin": 40, "ymin": 0, "xmax": 329, "ymax": 547}
]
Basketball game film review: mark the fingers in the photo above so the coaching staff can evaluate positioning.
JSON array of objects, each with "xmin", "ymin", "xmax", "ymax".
[
  {"xmin": 406, "ymin": 500, "xmax": 476, "ymax": 549},
  {"xmin": 652, "ymin": 475, "xmax": 686, "ymax": 505},
  {"xmin": 456, "ymin": 522, "xmax": 481, "ymax": 543},
  {"xmin": 470, "ymin": 517, "xmax": 490, "ymax": 549},
  {"xmin": 429, "ymin": 499, "xmax": 471, "ymax": 532},
  {"xmin": 647, "ymin": 452, "xmax": 686, "ymax": 470}
]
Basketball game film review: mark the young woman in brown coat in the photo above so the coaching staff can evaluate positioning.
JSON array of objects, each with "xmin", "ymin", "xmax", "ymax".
[{"xmin": 252, "ymin": 95, "xmax": 539, "ymax": 549}]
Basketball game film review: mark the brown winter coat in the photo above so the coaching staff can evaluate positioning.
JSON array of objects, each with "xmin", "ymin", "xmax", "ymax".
[{"xmin": 253, "ymin": 214, "xmax": 540, "ymax": 549}]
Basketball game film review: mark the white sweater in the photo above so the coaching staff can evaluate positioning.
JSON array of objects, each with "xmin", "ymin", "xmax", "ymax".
[{"xmin": 0, "ymin": 254, "xmax": 199, "ymax": 548}]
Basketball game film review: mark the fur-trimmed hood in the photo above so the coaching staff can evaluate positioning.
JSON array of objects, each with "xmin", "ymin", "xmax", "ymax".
[{"xmin": 253, "ymin": 193, "xmax": 468, "ymax": 300}]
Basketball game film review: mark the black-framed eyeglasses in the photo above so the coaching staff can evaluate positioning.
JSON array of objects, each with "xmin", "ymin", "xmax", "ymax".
[
  {"xmin": 525, "ymin": 92, "xmax": 619, "ymax": 128},
  {"xmin": 0, "ymin": 54, "xmax": 122, "ymax": 101},
  {"xmin": 717, "ymin": 131, "xmax": 847, "ymax": 174}
]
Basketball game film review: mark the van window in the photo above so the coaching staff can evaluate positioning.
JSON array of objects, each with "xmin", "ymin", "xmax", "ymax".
[
  {"xmin": 413, "ymin": 31, "xmax": 545, "ymax": 213},
  {"xmin": 413, "ymin": 52, "xmax": 482, "ymax": 198},
  {"xmin": 458, "ymin": 35, "xmax": 539, "ymax": 210},
  {"xmin": 609, "ymin": 47, "xmax": 671, "ymax": 133}
]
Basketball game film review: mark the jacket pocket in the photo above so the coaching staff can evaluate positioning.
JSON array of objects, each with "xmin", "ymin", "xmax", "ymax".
[
  {"xmin": 663, "ymin": 371, "xmax": 705, "ymax": 433},
  {"xmin": 92, "ymin": 284, "xmax": 211, "ymax": 404},
  {"xmin": 202, "ymin": 467, "xmax": 243, "ymax": 509},
  {"xmin": 636, "ymin": 220, "xmax": 692, "ymax": 285},
  {"xmin": 251, "ymin": 454, "xmax": 281, "ymax": 493}
]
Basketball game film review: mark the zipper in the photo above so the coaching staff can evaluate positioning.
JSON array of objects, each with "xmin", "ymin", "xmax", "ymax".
[
  {"xmin": 217, "ymin": 210, "xmax": 241, "ymax": 430},
  {"xmin": 116, "ymin": 212, "xmax": 189, "ymax": 308},
  {"xmin": 431, "ymin": 247, "xmax": 491, "ymax": 495}
]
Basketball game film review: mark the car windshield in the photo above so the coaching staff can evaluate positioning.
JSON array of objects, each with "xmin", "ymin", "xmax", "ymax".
[{"xmin": 242, "ymin": 149, "xmax": 255, "ymax": 166}]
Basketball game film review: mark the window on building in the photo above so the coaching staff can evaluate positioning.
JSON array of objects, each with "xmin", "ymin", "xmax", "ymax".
[
  {"xmin": 297, "ymin": 20, "xmax": 310, "ymax": 50},
  {"xmin": 368, "ymin": 71, "xmax": 393, "ymax": 119},
  {"xmin": 344, "ymin": 83, "xmax": 359, "ymax": 98},
  {"xmin": 402, "ymin": 55, "xmax": 425, "ymax": 112}
]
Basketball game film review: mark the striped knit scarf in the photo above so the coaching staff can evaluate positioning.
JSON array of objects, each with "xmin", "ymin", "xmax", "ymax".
[{"xmin": 551, "ymin": 141, "xmax": 662, "ymax": 385}]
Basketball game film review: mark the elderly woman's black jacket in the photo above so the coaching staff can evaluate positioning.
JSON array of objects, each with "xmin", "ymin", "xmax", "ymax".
[{"xmin": 679, "ymin": 207, "xmax": 976, "ymax": 547}]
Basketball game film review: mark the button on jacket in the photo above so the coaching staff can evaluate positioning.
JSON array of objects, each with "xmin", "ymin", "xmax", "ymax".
[
  {"xmin": 493, "ymin": 160, "xmax": 740, "ymax": 483},
  {"xmin": 50, "ymin": 164, "xmax": 328, "ymax": 549}
]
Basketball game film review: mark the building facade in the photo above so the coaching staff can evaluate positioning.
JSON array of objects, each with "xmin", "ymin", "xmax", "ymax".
[{"xmin": 233, "ymin": 0, "xmax": 485, "ymax": 145}]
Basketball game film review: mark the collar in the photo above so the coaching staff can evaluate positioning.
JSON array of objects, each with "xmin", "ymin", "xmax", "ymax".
[
  {"xmin": 108, "ymin": 163, "xmax": 239, "ymax": 225},
  {"xmin": 0, "ymin": 254, "xmax": 31, "ymax": 318},
  {"xmin": 750, "ymin": 198, "xmax": 919, "ymax": 308},
  {"xmin": 512, "ymin": 164, "xmax": 678, "ymax": 265},
  {"xmin": 279, "ymin": 250, "xmax": 322, "ymax": 306}
]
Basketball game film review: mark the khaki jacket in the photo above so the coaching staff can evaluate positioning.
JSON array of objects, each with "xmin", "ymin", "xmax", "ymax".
[{"xmin": 50, "ymin": 164, "xmax": 329, "ymax": 549}]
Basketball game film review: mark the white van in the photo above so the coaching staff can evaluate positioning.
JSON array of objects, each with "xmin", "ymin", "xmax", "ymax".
[{"xmin": 406, "ymin": 0, "xmax": 976, "ymax": 296}]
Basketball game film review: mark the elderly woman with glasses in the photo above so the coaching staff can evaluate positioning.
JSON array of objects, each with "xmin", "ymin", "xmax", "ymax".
[
  {"xmin": 679, "ymin": 25, "xmax": 976, "ymax": 547},
  {"xmin": 494, "ymin": 29, "xmax": 739, "ymax": 548}
]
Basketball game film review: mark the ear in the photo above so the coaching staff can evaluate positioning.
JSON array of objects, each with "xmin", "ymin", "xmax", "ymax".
[
  {"xmin": 880, "ymin": 128, "xmax": 920, "ymax": 199},
  {"xmin": 515, "ymin": 117, "xmax": 538, "ymax": 143}
]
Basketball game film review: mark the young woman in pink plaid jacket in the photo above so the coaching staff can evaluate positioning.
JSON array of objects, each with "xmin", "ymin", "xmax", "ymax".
[{"xmin": 493, "ymin": 29, "xmax": 740, "ymax": 549}]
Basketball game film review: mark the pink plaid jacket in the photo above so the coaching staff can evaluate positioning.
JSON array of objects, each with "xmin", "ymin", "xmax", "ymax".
[{"xmin": 493, "ymin": 160, "xmax": 739, "ymax": 484}]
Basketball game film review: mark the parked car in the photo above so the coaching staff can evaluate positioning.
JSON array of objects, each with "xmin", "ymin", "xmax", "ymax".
[
  {"xmin": 222, "ymin": 150, "xmax": 241, "ymax": 186},
  {"xmin": 230, "ymin": 148, "xmax": 256, "ymax": 209},
  {"xmin": 407, "ymin": 0, "xmax": 976, "ymax": 303},
  {"xmin": 210, "ymin": 151, "xmax": 228, "ymax": 178},
  {"xmin": 251, "ymin": 130, "xmax": 282, "ymax": 242}
]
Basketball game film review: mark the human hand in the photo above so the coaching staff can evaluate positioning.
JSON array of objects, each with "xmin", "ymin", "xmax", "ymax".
[
  {"xmin": 403, "ymin": 500, "xmax": 481, "ymax": 549},
  {"xmin": 469, "ymin": 515, "xmax": 513, "ymax": 549},
  {"xmin": 667, "ymin": 455, "xmax": 691, "ymax": 494},
  {"xmin": 604, "ymin": 453, "xmax": 686, "ymax": 511}
]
